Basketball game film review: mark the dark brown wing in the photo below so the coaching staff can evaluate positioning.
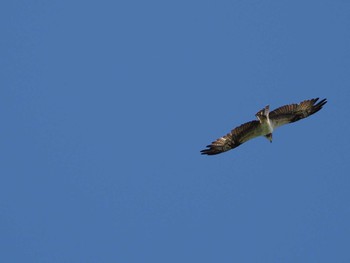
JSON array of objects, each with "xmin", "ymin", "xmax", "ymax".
[
  {"xmin": 269, "ymin": 98, "xmax": 327, "ymax": 128},
  {"xmin": 201, "ymin": 120, "xmax": 263, "ymax": 155}
]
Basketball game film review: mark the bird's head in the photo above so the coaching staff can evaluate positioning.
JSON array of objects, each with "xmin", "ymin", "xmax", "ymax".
[{"xmin": 255, "ymin": 105, "xmax": 270, "ymax": 122}]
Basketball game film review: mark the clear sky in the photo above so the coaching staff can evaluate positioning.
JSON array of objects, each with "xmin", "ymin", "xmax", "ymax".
[{"xmin": 1, "ymin": 0, "xmax": 350, "ymax": 262}]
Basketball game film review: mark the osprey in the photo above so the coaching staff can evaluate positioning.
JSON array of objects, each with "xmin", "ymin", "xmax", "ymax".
[{"xmin": 201, "ymin": 98, "xmax": 327, "ymax": 155}]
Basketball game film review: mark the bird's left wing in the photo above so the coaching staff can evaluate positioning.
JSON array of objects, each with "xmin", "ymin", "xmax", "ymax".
[{"xmin": 269, "ymin": 98, "xmax": 327, "ymax": 129}]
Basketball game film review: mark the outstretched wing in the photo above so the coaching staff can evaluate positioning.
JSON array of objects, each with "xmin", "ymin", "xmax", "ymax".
[
  {"xmin": 201, "ymin": 120, "xmax": 263, "ymax": 155},
  {"xmin": 269, "ymin": 98, "xmax": 327, "ymax": 129}
]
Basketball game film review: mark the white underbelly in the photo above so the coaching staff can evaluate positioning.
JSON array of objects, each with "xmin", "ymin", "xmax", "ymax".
[{"xmin": 262, "ymin": 119, "xmax": 274, "ymax": 135}]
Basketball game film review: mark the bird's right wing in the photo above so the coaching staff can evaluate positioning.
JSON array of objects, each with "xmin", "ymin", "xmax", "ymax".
[{"xmin": 201, "ymin": 120, "xmax": 263, "ymax": 155}]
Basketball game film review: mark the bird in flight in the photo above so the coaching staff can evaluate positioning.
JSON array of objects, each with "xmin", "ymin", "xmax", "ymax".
[{"xmin": 201, "ymin": 98, "xmax": 327, "ymax": 155}]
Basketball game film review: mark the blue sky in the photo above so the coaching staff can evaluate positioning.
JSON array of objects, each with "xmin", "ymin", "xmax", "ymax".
[{"xmin": 1, "ymin": 0, "xmax": 350, "ymax": 262}]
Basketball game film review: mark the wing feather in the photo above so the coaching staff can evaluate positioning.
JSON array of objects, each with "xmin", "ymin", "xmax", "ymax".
[
  {"xmin": 201, "ymin": 120, "xmax": 263, "ymax": 155},
  {"xmin": 269, "ymin": 98, "xmax": 327, "ymax": 128}
]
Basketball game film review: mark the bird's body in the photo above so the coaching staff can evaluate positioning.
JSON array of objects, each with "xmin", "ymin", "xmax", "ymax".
[{"xmin": 201, "ymin": 98, "xmax": 327, "ymax": 155}]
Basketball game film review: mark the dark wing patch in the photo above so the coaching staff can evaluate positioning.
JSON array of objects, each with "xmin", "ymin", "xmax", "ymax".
[
  {"xmin": 269, "ymin": 98, "xmax": 327, "ymax": 128},
  {"xmin": 201, "ymin": 120, "xmax": 262, "ymax": 155}
]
